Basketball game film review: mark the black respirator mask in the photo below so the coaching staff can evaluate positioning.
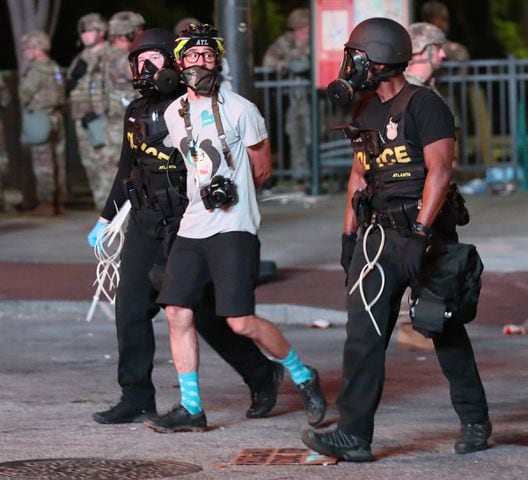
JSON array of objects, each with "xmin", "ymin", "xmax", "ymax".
[
  {"xmin": 181, "ymin": 65, "xmax": 219, "ymax": 96},
  {"xmin": 132, "ymin": 58, "xmax": 180, "ymax": 96},
  {"xmin": 327, "ymin": 49, "xmax": 372, "ymax": 107}
]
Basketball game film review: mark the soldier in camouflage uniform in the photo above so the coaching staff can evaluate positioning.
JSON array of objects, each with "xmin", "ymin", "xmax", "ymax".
[
  {"xmin": 19, "ymin": 31, "xmax": 66, "ymax": 215},
  {"xmin": 263, "ymin": 8, "xmax": 311, "ymax": 186},
  {"xmin": 100, "ymin": 11, "xmax": 145, "ymax": 190},
  {"xmin": 0, "ymin": 74, "xmax": 10, "ymax": 211},
  {"xmin": 420, "ymin": 0, "xmax": 470, "ymax": 61},
  {"xmin": 405, "ymin": 23, "xmax": 446, "ymax": 96},
  {"xmin": 67, "ymin": 13, "xmax": 109, "ymax": 210}
]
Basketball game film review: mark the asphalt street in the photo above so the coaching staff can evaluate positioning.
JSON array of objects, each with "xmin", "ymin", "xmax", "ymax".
[{"xmin": 0, "ymin": 191, "xmax": 527, "ymax": 479}]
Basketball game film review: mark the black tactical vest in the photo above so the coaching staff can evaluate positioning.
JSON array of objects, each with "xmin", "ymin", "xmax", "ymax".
[
  {"xmin": 357, "ymin": 84, "xmax": 426, "ymax": 203},
  {"xmin": 126, "ymin": 95, "xmax": 186, "ymax": 201},
  {"xmin": 125, "ymin": 94, "xmax": 187, "ymax": 217}
]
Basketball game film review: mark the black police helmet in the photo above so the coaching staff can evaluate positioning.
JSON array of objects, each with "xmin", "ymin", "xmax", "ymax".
[
  {"xmin": 128, "ymin": 28, "xmax": 179, "ymax": 94},
  {"xmin": 129, "ymin": 28, "xmax": 176, "ymax": 65},
  {"xmin": 345, "ymin": 17, "xmax": 412, "ymax": 65}
]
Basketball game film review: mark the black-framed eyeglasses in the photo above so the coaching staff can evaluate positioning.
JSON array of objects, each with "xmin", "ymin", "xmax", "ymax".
[{"xmin": 183, "ymin": 51, "xmax": 217, "ymax": 63}]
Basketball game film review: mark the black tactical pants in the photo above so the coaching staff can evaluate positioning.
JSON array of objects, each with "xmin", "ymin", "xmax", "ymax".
[
  {"xmin": 337, "ymin": 227, "xmax": 489, "ymax": 442},
  {"xmin": 115, "ymin": 208, "xmax": 274, "ymax": 408}
]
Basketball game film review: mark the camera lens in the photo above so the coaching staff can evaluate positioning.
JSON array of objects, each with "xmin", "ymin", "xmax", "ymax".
[{"xmin": 211, "ymin": 189, "xmax": 227, "ymax": 205}]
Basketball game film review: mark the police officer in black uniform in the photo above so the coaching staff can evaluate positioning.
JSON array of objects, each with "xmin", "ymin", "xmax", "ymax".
[
  {"xmin": 87, "ymin": 28, "xmax": 282, "ymax": 424},
  {"xmin": 302, "ymin": 17, "xmax": 491, "ymax": 461}
]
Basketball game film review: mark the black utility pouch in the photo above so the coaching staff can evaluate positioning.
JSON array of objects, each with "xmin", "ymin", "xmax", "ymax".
[
  {"xmin": 124, "ymin": 180, "xmax": 142, "ymax": 210},
  {"xmin": 446, "ymin": 182, "xmax": 470, "ymax": 226},
  {"xmin": 410, "ymin": 287, "xmax": 448, "ymax": 338},
  {"xmin": 352, "ymin": 189, "xmax": 372, "ymax": 226}
]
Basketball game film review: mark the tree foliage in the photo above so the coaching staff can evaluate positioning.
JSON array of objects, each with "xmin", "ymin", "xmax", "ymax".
[{"xmin": 490, "ymin": 0, "xmax": 528, "ymax": 57}]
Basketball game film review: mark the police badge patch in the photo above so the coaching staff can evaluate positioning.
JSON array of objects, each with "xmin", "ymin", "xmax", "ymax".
[{"xmin": 386, "ymin": 117, "xmax": 398, "ymax": 141}]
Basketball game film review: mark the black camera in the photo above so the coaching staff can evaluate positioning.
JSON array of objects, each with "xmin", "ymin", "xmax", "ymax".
[{"xmin": 200, "ymin": 175, "xmax": 237, "ymax": 210}]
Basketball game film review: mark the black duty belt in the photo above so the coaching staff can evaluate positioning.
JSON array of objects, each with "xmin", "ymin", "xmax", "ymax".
[{"xmin": 369, "ymin": 200, "xmax": 420, "ymax": 236}]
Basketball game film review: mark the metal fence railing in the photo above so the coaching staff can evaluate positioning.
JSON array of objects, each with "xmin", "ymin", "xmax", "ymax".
[
  {"xmin": 3, "ymin": 59, "xmax": 528, "ymax": 196},
  {"xmin": 254, "ymin": 57, "xmax": 528, "ymax": 188}
]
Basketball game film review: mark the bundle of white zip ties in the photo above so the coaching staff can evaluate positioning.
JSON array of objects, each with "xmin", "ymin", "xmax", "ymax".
[
  {"xmin": 348, "ymin": 221, "xmax": 386, "ymax": 336},
  {"xmin": 86, "ymin": 200, "xmax": 131, "ymax": 322}
]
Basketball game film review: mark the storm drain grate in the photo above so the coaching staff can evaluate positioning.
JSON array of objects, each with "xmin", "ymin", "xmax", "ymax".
[
  {"xmin": 0, "ymin": 458, "xmax": 202, "ymax": 479},
  {"xmin": 231, "ymin": 448, "xmax": 337, "ymax": 465}
]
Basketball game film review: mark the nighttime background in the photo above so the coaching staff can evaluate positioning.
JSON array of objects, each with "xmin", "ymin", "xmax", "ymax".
[{"xmin": 0, "ymin": 0, "xmax": 506, "ymax": 70}]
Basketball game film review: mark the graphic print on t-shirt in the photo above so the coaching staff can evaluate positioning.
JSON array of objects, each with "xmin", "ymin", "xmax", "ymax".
[
  {"xmin": 180, "ymin": 137, "xmax": 221, "ymax": 186},
  {"xmin": 200, "ymin": 109, "xmax": 215, "ymax": 127}
]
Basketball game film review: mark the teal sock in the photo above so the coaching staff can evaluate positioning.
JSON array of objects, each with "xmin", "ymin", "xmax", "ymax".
[
  {"xmin": 178, "ymin": 372, "xmax": 202, "ymax": 414},
  {"xmin": 277, "ymin": 348, "xmax": 313, "ymax": 386}
]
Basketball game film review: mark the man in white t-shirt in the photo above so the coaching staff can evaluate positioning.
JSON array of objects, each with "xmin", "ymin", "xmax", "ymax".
[{"xmin": 144, "ymin": 23, "xmax": 327, "ymax": 433}]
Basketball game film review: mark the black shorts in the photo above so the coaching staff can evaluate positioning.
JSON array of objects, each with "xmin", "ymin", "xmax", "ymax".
[{"xmin": 158, "ymin": 231, "xmax": 260, "ymax": 317}]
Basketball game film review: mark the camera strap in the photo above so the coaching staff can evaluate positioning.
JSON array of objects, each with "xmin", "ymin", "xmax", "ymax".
[
  {"xmin": 178, "ymin": 92, "xmax": 234, "ymax": 170},
  {"xmin": 211, "ymin": 92, "xmax": 234, "ymax": 169}
]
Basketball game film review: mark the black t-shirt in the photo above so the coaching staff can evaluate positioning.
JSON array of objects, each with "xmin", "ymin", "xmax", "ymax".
[{"xmin": 357, "ymin": 85, "xmax": 455, "ymax": 149}]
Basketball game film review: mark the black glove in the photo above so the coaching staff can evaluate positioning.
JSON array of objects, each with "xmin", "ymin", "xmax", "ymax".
[
  {"xmin": 340, "ymin": 232, "xmax": 357, "ymax": 274},
  {"xmin": 81, "ymin": 111, "xmax": 99, "ymax": 129},
  {"xmin": 401, "ymin": 232, "xmax": 429, "ymax": 279}
]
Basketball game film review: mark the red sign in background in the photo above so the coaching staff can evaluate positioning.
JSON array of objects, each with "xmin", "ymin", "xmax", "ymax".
[{"xmin": 314, "ymin": 0, "xmax": 411, "ymax": 89}]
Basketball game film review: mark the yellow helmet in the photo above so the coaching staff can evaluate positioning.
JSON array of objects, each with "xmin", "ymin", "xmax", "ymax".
[{"xmin": 173, "ymin": 23, "xmax": 224, "ymax": 65}]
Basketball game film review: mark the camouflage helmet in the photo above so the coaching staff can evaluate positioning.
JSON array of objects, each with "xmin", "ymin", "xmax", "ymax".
[
  {"xmin": 408, "ymin": 22, "xmax": 446, "ymax": 54},
  {"xmin": 77, "ymin": 13, "xmax": 108, "ymax": 35},
  {"xmin": 346, "ymin": 17, "xmax": 412, "ymax": 65},
  {"xmin": 109, "ymin": 11, "xmax": 145, "ymax": 37},
  {"xmin": 287, "ymin": 8, "xmax": 310, "ymax": 30},
  {"xmin": 21, "ymin": 30, "xmax": 51, "ymax": 52},
  {"xmin": 174, "ymin": 17, "xmax": 201, "ymax": 36}
]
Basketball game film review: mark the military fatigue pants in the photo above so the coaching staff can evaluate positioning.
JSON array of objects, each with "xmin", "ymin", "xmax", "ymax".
[
  {"xmin": 337, "ymin": 227, "xmax": 489, "ymax": 442},
  {"xmin": 75, "ymin": 119, "xmax": 114, "ymax": 210},
  {"xmin": 100, "ymin": 114, "xmax": 124, "ymax": 177},
  {"xmin": 30, "ymin": 111, "xmax": 66, "ymax": 205},
  {"xmin": 285, "ymin": 86, "xmax": 311, "ymax": 182}
]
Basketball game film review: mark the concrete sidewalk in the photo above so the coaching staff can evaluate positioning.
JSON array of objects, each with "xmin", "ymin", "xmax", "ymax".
[{"xmin": 0, "ymin": 191, "xmax": 527, "ymax": 479}]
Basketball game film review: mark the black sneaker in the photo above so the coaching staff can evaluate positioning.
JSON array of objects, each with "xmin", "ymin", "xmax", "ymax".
[
  {"xmin": 143, "ymin": 405, "xmax": 207, "ymax": 433},
  {"xmin": 296, "ymin": 367, "xmax": 327, "ymax": 427},
  {"xmin": 301, "ymin": 428, "xmax": 373, "ymax": 462},
  {"xmin": 93, "ymin": 400, "xmax": 156, "ymax": 424},
  {"xmin": 455, "ymin": 420, "xmax": 492, "ymax": 454},
  {"xmin": 246, "ymin": 363, "xmax": 284, "ymax": 419}
]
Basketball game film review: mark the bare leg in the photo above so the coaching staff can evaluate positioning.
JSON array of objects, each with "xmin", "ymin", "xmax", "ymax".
[
  {"xmin": 143, "ymin": 305, "xmax": 207, "ymax": 433},
  {"xmin": 166, "ymin": 305, "xmax": 199, "ymax": 373},
  {"xmin": 227, "ymin": 314, "xmax": 327, "ymax": 426},
  {"xmin": 227, "ymin": 315, "xmax": 291, "ymax": 359}
]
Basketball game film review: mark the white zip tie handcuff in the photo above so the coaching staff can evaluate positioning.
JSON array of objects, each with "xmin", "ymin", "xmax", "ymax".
[
  {"xmin": 348, "ymin": 217, "xmax": 386, "ymax": 336},
  {"xmin": 86, "ymin": 200, "xmax": 131, "ymax": 322}
]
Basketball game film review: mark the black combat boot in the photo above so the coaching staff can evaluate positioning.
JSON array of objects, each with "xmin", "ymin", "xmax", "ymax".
[
  {"xmin": 93, "ymin": 399, "xmax": 156, "ymax": 424},
  {"xmin": 301, "ymin": 428, "xmax": 373, "ymax": 462},
  {"xmin": 246, "ymin": 363, "xmax": 284, "ymax": 419},
  {"xmin": 455, "ymin": 420, "xmax": 492, "ymax": 454}
]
